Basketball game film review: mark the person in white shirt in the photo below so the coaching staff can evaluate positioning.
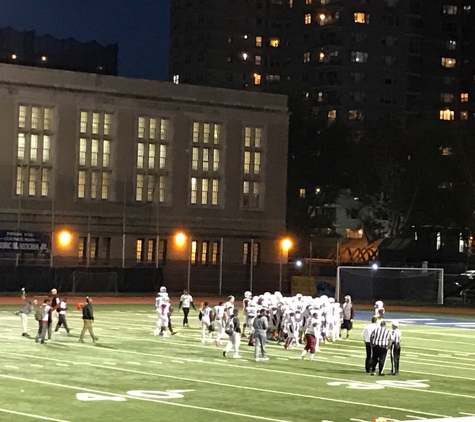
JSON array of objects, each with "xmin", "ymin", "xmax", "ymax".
[
  {"xmin": 362, "ymin": 316, "xmax": 378, "ymax": 373},
  {"xmin": 54, "ymin": 297, "xmax": 70, "ymax": 334},
  {"xmin": 214, "ymin": 301, "xmax": 226, "ymax": 346},
  {"xmin": 35, "ymin": 299, "xmax": 51, "ymax": 344},
  {"xmin": 301, "ymin": 311, "xmax": 320, "ymax": 360},
  {"xmin": 179, "ymin": 289, "xmax": 196, "ymax": 327},
  {"xmin": 223, "ymin": 309, "xmax": 241, "ymax": 358},
  {"xmin": 199, "ymin": 301, "xmax": 214, "ymax": 343},
  {"xmin": 154, "ymin": 297, "xmax": 172, "ymax": 337},
  {"xmin": 224, "ymin": 296, "xmax": 235, "ymax": 320}
]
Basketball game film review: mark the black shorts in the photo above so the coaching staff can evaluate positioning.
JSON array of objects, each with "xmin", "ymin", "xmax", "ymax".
[{"xmin": 341, "ymin": 319, "xmax": 352, "ymax": 330}]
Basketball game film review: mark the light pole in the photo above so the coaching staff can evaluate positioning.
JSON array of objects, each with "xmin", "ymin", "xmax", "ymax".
[{"xmin": 279, "ymin": 238, "xmax": 292, "ymax": 292}]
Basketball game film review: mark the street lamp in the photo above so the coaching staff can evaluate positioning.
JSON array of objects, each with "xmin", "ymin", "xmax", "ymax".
[
  {"xmin": 279, "ymin": 237, "xmax": 293, "ymax": 292},
  {"xmin": 58, "ymin": 230, "xmax": 72, "ymax": 248}
]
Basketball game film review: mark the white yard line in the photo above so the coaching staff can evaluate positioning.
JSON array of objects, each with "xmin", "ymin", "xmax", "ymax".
[
  {"xmin": 404, "ymin": 416, "xmax": 426, "ymax": 420},
  {"xmin": 1, "ymin": 351, "xmax": 450, "ymax": 419},
  {"xmin": 0, "ymin": 373, "xmax": 290, "ymax": 422},
  {"xmin": 0, "ymin": 408, "xmax": 71, "ymax": 422}
]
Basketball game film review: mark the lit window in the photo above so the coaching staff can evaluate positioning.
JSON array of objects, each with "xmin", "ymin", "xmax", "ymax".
[
  {"xmin": 319, "ymin": 52, "xmax": 325, "ymax": 62},
  {"xmin": 160, "ymin": 144, "xmax": 167, "ymax": 169},
  {"xmin": 255, "ymin": 55, "xmax": 261, "ymax": 65},
  {"xmin": 440, "ymin": 109, "xmax": 455, "ymax": 120},
  {"xmin": 103, "ymin": 140, "xmax": 110, "ymax": 167},
  {"xmin": 104, "ymin": 113, "xmax": 111, "ymax": 136},
  {"xmin": 213, "ymin": 150, "xmax": 219, "ymax": 171},
  {"xmin": 91, "ymin": 171, "xmax": 98, "ymax": 199},
  {"xmin": 44, "ymin": 108, "xmax": 52, "ymax": 131},
  {"xmin": 160, "ymin": 119, "xmax": 169, "ymax": 141},
  {"xmin": 17, "ymin": 134, "xmax": 25, "ymax": 160},
  {"xmin": 304, "ymin": 52, "xmax": 311, "ymax": 63},
  {"xmin": 464, "ymin": 5, "xmax": 471, "ymax": 13},
  {"xmin": 191, "ymin": 241, "xmax": 198, "ymax": 265},
  {"xmin": 147, "ymin": 239, "xmax": 155, "ymax": 262},
  {"xmin": 351, "ymin": 51, "xmax": 368, "ymax": 63},
  {"xmin": 16, "ymin": 167, "xmax": 23, "ymax": 195},
  {"xmin": 173, "ymin": 75, "xmax": 180, "ymax": 84},
  {"xmin": 92, "ymin": 113, "xmax": 100, "ymax": 134},
  {"xmin": 80, "ymin": 111, "xmax": 88, "ymax": 133},
  {"xmin": 31, "ymin": 107, "xmax": 40, "ymax": 129},
  {"xmin": 254, "ymin": 73, "xmax": 261, "ymax": 85},
  {"xmin": 136, "ymin": 239, "xmax": 144, "ymax": 262},
  {"xmin": 211, "ymin": 241, "xmax": 220, "ymax": 265},
  {"xmin": 91, "ymin": 139, "xmax": 99, "ymax": 166},
  {"xmin": 191, "ymin": 177, "xmax": 198, "ymax": 204},
  {"xmin": 212, "ymin": 179, "xmax": 219, "ymax": 205},
  {"xmin": 41, "ymin": 168, "xmax": 49, "ymax": 197},
  {"xmin": 460, "ymin": 111, "xmax": 469, "ymax": 120},
  {"xmin": 28, "ymin": 168, "xmax": 37, "ymax": 196},
  {"xmin": 461, "ymin": 93, "xmax": 469, "ymax": 102},
  {"xmin": 441, "ymin": 146, "xmax": 452, "ymax": 156},
  {"xmin": 137, "ymin": 143, "xmax": 145, "ymax": 168},
  {"xmin": 201, "ymin": 241, "xmax": 209, "ymax": 264},
  {"xmin": 305, "ymin": 13, "xmax": 312, "ymax": 24},
  {"xmin": 349, "ymin": 110, "xmax": 364, "ymax": 120},
  {"xmin": 101, "ymin": 172, "xmax": 109, "ymax": 199},
  {"xmin": 201, "ymin": 179, "xmax": 209, "ymax": 204},
  {"xmin": 78, "ymin": 170, "xmax": 86, "ymax": 198},
  {"xmin": 446, "ymin": 40, "xmax": 457, "ymax": 50},
  {"xmin": 30, "ymin": 134, "xmax": 38, "ymax": 161},
  {"xmin": 136, "ymin": 174, "xmax": 144, "ymax": 201},
  {"xmin": 269, "ymin": 38, "xmax": 280, "ymax": 48},
  {"xmin": 149, "ymin": 143, "xmax": 156, "ymax": 168},
  {"xmin": 256, "ymin": 36, "xmax": 262, "ymax": 47},
  {"xmin": 299, "ymin": 188, "xmax": 306, "ymax": 198},
  {"xmin": 43, "ymin": 135, "xmax": 51, "ymax": 162},
  {"xmin": 442, "ymin": 5, "xmax": 457, "ymax": 14},
  {"xmin": 147, "ymin": 174, "xmax": 156, "ymax": 202},
  {"xmin": 441, "ymin": 57, "xmax": 456, "ymax": 68},
  {"xmin": 354, "ymin": 12, "xmax": 370, "ymax": 23},
  {"xmin": 138, "ymin": 117, "xmax": 146, "ymax": 138},
  {"xmin": 328, "ymin": 110, "xmax": 337, "ymax": 121},
  {"xmin": 18, "ymin": 105, "xmax": 27, "ymax": 128}
]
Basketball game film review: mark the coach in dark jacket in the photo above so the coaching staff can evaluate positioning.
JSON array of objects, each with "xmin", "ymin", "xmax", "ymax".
[{"xmin": 79, "ymin": 297, "xmax": 98, "ymax": 343}]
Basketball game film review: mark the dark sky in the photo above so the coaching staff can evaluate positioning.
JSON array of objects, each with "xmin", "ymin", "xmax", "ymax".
[{"xmin": 0, "ymin": 0, "xmax": 170, "ymax": 81}]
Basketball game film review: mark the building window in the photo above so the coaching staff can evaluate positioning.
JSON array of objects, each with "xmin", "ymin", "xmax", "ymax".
[
  {"xmin": 255, "ymin": 55, "xmax": 262, "ymax": 65},
  {"xmin": 136, "ymin": 239, "xmax": 145, "ymax": 262},
  {"xmin": 349, "ymin": 110, "xmax": 364, "ymax": 121},
  {"xmin": 460, "ymin": 111, "xmax": 469, "ymax": 121},
  {"xmin": 253, "ymin": 73, "xmax": 262, "ymax": 85},
  {"xmin": 256, "ymin": 36, "xmax": 262, "ymax": 47},
  {"xmin": 351, "ymin": 51, "xmax": 368, "ymax": 63},
  {"xmin": 441, "ymin": 57, "xmax": 456, "ymax": 68},
  {"xmin": 446, "ymin": 40, "xmax": 457, "ymax": 50},
  {"xmin": 299, "ymin": 188, "xmax": 306, "ymax": 198},
  {"xmin": 354, "ymin": 12, "xmax": 370, "ymax": 24},
  {"xmin": 440, "ymin": 93, "xmax": 454, "ymax": 103},
  {"xmin": 442, "ymin": 5, "xmax": 457, "ymax": 14},
  {"xmin": 461, "ymin": 93, "xmax": 469, "ymax": 102},
  {"xmin": 78, "ymin": 237, "xmax": 87, "ymax": 260},
  {"xmin": 440, "ymin": 109, "xmax": 455, "ymax": 120},
  {"xmin": 304, "ymin": 13, "xmax": 312, "ymax": 24},
  {"xmin": 303, "ymin": 52, "xmax": 311, "ymax": 63},
  {"xmin": 190, "ymin": 121, "xmax": 222, "ymax": 206},
  {"xmin": 242, "ymin": 127, "xmax": 263, "ymax": 209},
  {"xmin": 191, "ymin": 240, "xmax": 198, "ymax": 265},
  {"xmin": 16, "ymin": 105, "xmax": 54, "ymax": 198},
  {"xmin": 173, "ymin": 75, "xmax": 180, "ymax": 84},
  {"xmin": 243, "ymin": 241, "xmax": 260, "ymax": 265},
  {"xmin": 269, "ymin": 37, "xmax": 280, "ymax": 48},
  {"xmin": 77, "ymin": 111, "xmax": 113, "ymax": 200},
  {"xmin": 327, "ymin": 110, "xmax": 337, "ymax": 122},
  {"xmin": 441, "ymin": 146, "xmax": 452, "ymax": 156},
  {"xmin": 211, "ymin": 241, "xmax": 220, "ymax": 265},
  {"xmin": 135, "ymin": 116, "xmax": 169, "ymax": 203},
  {"xmin": 90, "ymin": 237, "xmax": 99, "ymax": 260}
]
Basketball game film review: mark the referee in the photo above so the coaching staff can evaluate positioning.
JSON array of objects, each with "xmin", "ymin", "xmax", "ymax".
[
  {"xmin": 369, "ymin": 321, "xmax": 391, "ymax": 375},
  {"xmin": 389, "ymin": 320, "xmax": 402, "ymax": 375}
]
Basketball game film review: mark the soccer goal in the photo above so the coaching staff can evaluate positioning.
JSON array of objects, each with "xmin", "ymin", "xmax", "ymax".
[
  {"xmin": 335, "ymin": 266, "xmax": 444, "ymax": 305},
  {"xmin": 71, "ymin": 271, "xmax": 118, "ymax": 294}
]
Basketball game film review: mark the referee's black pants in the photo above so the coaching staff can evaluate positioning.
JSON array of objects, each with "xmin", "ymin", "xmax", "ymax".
[
  {"xmin": 182, "ymin": 307, "xmax": 190, "ymax": 326},
  {"xmin": 371, "ymin": 345, "xmax": 388, "ymax": 374},
  {"xmin": 391, "ymin": 344, "xmax": 401, "ymax": 375},
  {"xmin": 365, "ymin": 342, "xmax": 372, "ymax": 373}
]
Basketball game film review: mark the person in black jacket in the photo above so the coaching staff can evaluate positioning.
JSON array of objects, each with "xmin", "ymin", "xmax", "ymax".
[{"xmin": 79, "ymin": 297, "xmax": 98, "ymax": 343}]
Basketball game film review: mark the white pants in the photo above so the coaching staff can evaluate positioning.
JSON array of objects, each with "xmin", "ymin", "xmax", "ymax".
[
  {"xmin": 201, "ymin": 318, "xmax": 211, "ymax": 341},
  {"xmin": 215, "ymin": 319, "xmax": 225, "ymax": 342},
  {"xmin": 20, "ymin": 313, "xmax": 28, "ymax": 333},
  {"xmin": 224, "ymin": 332, "xmax": 241, "ymax": 355},
  {"xmin": 157, "ymin": 315, "xmax": 169, "ymax": 329}
]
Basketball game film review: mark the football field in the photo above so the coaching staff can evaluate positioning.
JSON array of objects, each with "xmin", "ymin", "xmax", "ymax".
[{"xmin": 0, "ymin": 305, "xmax": 475, "ymax": 422}]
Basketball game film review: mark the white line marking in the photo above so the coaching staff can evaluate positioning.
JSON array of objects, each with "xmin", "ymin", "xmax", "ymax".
[
  {"xmin": 0, "ymin": 374, "xmax": 291, "ymax": 422},
  {"xmin": 30, "ymin": 364, "xmax": 43, "ymax": 368},
  {"xmin": 405, "ymin": 416, "xmax": 426, "ymax": 420},
  {"xmin": 171, "ymin": 360, "xmax": 185, "ymax": 364},
  {"xmin": 350, "ymin": 419, "xmax": 368, "ymax": 422},
  {"xmin": 3, "ymin": 352, "xmax": 450, "ymax": 419},
  {"xmin": 5, "ymin": 365, "xmax": 18, "ymax": 369},
  {"xmin": 126, "ymin": 361, "xmax": 141, "ymax": 365},
  {"xmin": 459, "ymin": 412, "xmax": 475, "ymax": 416},
  {"xmin": 0, "ymin": 408, "xmax": 70, "ymax": 422}
]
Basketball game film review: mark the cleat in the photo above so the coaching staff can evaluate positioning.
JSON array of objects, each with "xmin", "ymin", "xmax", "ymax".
[{"xmin": 223, "ymin": 351, "xmax": 227, "ymax": 357}]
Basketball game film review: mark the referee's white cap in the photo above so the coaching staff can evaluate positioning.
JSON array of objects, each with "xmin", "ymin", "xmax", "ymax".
[{"xmin": 392, "ymin": 320, "xmax": 399, "ymax": 327}]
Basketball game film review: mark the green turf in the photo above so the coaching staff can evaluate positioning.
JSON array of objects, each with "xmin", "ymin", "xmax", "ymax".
[{"xmin": 1, "ymin": 306, "xmax": 475, "ymax": 422}]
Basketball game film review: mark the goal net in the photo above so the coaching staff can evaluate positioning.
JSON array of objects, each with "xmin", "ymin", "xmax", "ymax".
[
  {"xmin": 336, "ymin": 266, "xmax": 444, "ymax": 305},
  {"xmin": 71, "ymin": 271, "xmax": 118, "ymax": 294}
]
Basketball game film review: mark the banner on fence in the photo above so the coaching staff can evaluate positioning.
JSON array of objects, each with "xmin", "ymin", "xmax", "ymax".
[{"xmin": 0, "ymin": 230, "xmax": 51, "ymax": 255}]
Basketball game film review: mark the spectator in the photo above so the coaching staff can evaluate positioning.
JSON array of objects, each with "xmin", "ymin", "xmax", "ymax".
[
  {"xmin": 35, "ymin": 299, "xmax": 51, "ymax": 344},
  {"xmin": 79, "ymin": 297, "xmax": 98, "ymax": 343},
  {"xmin": 16, "ymin": 293, "xmax": 37, "ymax": 337},
  {"xmin": 341, "ymin": 295, "xmax": 355, "ymax": 339},
  {"xmin": 55, "ymin": 297, "xmax": 71, "ymax": 334},
  {"xmin": 362, "ymin": 316, "xmax": 378, "ymax": 373},
  {"xmin": 179, "ymin": 289, "xmax": 196, "ymax": 327},
  {"xmin": 253, "ymin": 308, "xmax": 269, "ymax": 361}
]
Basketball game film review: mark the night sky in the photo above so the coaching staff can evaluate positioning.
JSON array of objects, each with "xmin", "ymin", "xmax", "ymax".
[{"xmin": 0, "ymin": 0, "xmax": 170, "ymax": 81}]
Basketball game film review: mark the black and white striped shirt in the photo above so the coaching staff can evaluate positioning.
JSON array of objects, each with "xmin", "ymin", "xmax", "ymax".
[
  {"xmin": 370, "ymin": 326, "xmax": 391, "ymax": 347},
  {"xmin": 390, "ymin": 328, "xmax": 402, "ymax": 345}
]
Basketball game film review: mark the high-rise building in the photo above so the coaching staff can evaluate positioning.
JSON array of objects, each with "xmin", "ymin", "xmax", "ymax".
[
  {"xmin": 169, "ymin": 0, "xmax": 475, "ymax": 125},
  {"xmin": 0, "ymin": 27, "xmax": 118, "ymax": 75}
]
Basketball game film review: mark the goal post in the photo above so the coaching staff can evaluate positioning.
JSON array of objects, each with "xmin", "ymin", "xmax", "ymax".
[
  {"xmin": 71, "ymin": 271, "xmax": 118, "ymax": 294},
  {"xmin": 336, "ymin": 265, "xmax": 444, "ymax": 305}
]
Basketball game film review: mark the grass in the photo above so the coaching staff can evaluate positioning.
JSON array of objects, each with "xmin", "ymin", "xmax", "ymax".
[{"xmin": 0, "ymin": 304, "xmax": 474, "ymax": 422}]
